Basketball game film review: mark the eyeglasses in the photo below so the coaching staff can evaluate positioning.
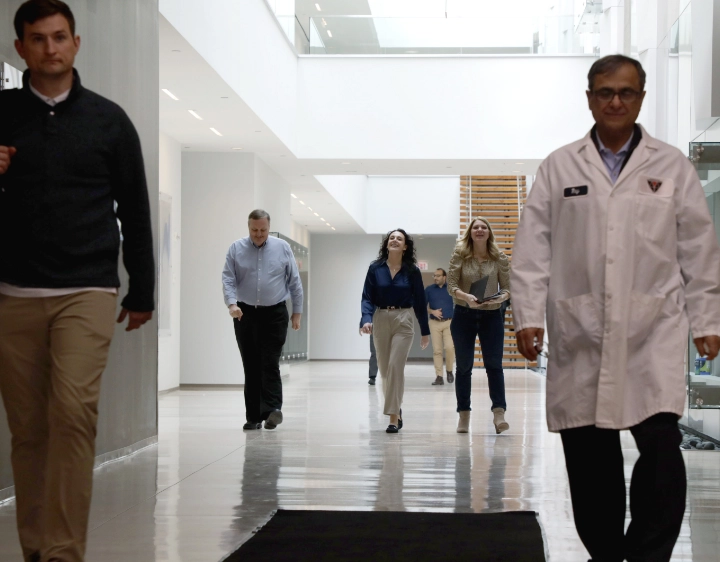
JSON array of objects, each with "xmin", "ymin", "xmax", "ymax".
[{"xmin": 591, "ymin": 88, "xmax": 642, "ymax": 103}]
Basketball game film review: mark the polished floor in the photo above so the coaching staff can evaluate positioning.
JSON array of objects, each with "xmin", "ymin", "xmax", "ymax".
[{"xmin": 1, "ymin": 361, "xmax": 719, "ymax": 561}]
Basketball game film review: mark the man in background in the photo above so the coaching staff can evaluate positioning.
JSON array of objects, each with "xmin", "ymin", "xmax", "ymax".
[
  {"xmin": 223, "ymin": 209, "xmax": 303, "ymax": 431},
  {"xmin": 425, "ymin": 268, "xmax": 455, "ymax": 385}
]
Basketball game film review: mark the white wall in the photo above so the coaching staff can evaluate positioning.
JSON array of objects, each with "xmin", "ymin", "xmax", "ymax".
[
  {"xmin": 365, "ymin": 176, "xmax": 459, "ymax": 235},
  {"xmin": 297, "ymin": 56, "xmax": 596, "ymax": 161},
  {"xmin": 316, "ymin": 175, "xmax": 369, "ymax": 231},
  {"xmin": 159, "ymin": 0, "xmax": 298, "ymax": 152},
  {"xmin": 309, "ymin": 234, "xmax": 382, "ymax": 360},
  {"xmin": 181, "ymin": 152, "xmax": 255, "ymax": 384},
  {"xmin": 158, "ymin": 132, "xmax": 182, "ymax": 391},
  {"xmin": 254, "ymin": 156, "xmax": 292, "ymax": 235}
]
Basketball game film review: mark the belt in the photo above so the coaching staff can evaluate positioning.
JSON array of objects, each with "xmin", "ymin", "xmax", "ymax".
[
  {"xmin": 430, "ymin": 318, "xmax": 451, "ymax": 321},
  {"xmin": 238, "ymin": 301, "xmax": 286, "ymax": 309},
  {"xmin": 378, "ymin": 306, "xmax": 412, "ymax": 310}
]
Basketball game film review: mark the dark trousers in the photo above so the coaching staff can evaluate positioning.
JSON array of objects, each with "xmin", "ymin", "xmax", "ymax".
[
  {"xmin": 450, "ymin": 305, "xmax": 506, "ymax": 412},
  {"xmin": 560, "ymin": 413, "xmax": 687, "ymax": 562},
  {"xmin": 233, "ymin": 301, "xmax": 289, "ymax": 423},
  {"xmin": 369, "ymin": 333, "xmax": 378, "ymax": 380}
]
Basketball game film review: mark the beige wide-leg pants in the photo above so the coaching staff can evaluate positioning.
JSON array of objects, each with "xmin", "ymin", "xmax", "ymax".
[
  {"xmin": 372, "ymin": 308, "xmax": 414, "ymax": 416},
  {"xmin": 429, "ymin": 318, "xmax": 455, "ymax": 376},
  {"xmin": 0, "ymin": 291, "xmax": 117, "ymax": 562}
]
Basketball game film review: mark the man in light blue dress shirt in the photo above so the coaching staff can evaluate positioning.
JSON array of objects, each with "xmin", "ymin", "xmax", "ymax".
[{"xmin": 222, "ymin": 209, "xmax": 303, "ymax": 430}]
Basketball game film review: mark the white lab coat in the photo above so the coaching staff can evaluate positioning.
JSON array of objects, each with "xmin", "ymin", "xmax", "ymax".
[{"xmin": 511, "ymin": 126, "xmax": 720, "ymax": 432}]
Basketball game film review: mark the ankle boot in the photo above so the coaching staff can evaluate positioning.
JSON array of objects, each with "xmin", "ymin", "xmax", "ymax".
[
  {"xmin": 431, "ymin": 375, "xmax": 444, "ymax": 385},
  {"xmin": 457, "ymin": 411, "xmax": 470, "ymax": 433},
  {"xmin": 492, "ymin": 408, "xmax": 509, "ymax": 434}
]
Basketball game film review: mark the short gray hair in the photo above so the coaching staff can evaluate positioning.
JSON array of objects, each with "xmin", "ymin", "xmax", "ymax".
[
  {"xmin": 248, "ymin": 209, "xmax": 270, "ymax": 222},
  {"xmin": 588, "ymin": 55, "xmax": 646, "ymax": 91}
]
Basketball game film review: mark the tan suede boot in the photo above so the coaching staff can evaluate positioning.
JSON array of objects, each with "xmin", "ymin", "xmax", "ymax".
[
  {"xmin": 492, "ymin": 408, "xmax": 509, "ymax": 434},
  {"xmin": 457, "ymin": 411, "xmax": 470, "ymax": 433}
]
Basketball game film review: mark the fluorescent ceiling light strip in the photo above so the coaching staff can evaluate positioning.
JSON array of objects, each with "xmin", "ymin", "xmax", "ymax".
[
  {"xmin": 327, "ymin": 30, "xmax": 332, "ymax": 38},
  {"xmin": 162, "ymin": 89, "xmax": 179, "ymax": 101},
  {"xmin": 210, "ymin": 127, "xmax": 223, "ymax": 136},
  {"xmin": 299, "ymin": 200, "xmax": 306, "ymax": 205},
  {"xmin": 291, "ymin": 193, "xmax": 297, "ymax": 199},
  {"xmin": 188, "ymin": 110, "xmax": 203, "ymax": 120},
  {"xmin": 314, "ymin": 212, "xmax": 319, "ymax": 216},
  {"xmin": 315, "ymin": 3, "xmax": 321, "ymax": 10}
]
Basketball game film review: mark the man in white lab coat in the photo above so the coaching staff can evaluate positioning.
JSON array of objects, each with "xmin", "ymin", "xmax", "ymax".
[{"xmin": 511, "ymin": 55, "xmax": 720, "ymax": 562}]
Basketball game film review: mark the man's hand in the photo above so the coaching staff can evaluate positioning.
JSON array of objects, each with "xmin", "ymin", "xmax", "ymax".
[
  {"xmin": 421, "ymin": 335, "xmax": 430, "ymax": 350},
  {"xmin": 517, "ymin": 327, "xmax": 545, "ymax": 361},
  {"xmin": 228, "ymin": 304, "xmax": 243, "ymax": 320},
  {"xmin": 0, "ymin": 146, "xmax": 17, "ymax": 175},
  {"xmin": 694, "ymin": 335, "xmax": 720, "ymax": 361},
  {"xmin": 431, "ymin": 308, "xmax": 443, "ymax": 319},
  {"xmin": 361, "ymin": 322, "xmax": 373, "ymax": 335},
  {"xmin": 291, "ymin": 313, "xmax": 301, "ymax": 331},
  {"xmin": 116, "ymin": 308, "xmax": 153, "ymax": 332}
]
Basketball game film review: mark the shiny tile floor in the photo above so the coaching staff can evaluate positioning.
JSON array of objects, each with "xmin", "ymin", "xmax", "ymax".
[{"xmin": 1, "ymin": 361, "xmax": 719, "ymax": 561}]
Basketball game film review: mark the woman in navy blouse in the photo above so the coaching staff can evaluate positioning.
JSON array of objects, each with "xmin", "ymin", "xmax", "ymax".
[{"xmin": 360, "ymin": 229, "xmax": 430, "ymax": 433}]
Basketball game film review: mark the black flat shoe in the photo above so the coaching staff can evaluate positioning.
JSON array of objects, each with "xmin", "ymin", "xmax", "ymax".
[
  {"xmin": 398, "ymin": 409, "xmax": 403, "ymax": 429},
  {"xmin": 243, "ymin": 422, "xmax": 262, "ymax": 430},
  {"xmin": 386, "ymin": 424, "xmax": 399, "ymax": 433}
]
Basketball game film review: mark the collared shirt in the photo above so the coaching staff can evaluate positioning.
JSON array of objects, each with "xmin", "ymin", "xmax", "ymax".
[
  {"xmin": 592, "ymin": 124, "xmax": 642, "ymax": 184},
  {"xmin": 360, "ymin": 261, "xmax": 430, "ymax": 335},
  {"xmin": 425, "ymin": 282, "xmax": 454, "ymax": 320},
  {"xmin": 29, "ymin": 83, "xmax": 71, "ymax": 106},
  {"xmin": 222, "ymin": 236, "xmax": 303, "ymax": 313},
  {"xmin": 0, "ymin": 82, "xmax": 115, "ymax": 300}
]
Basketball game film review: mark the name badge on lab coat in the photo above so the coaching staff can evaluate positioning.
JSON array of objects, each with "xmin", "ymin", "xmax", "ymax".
[{"xmin": 563, "ymin": 185, "xmax": 588, "ymax": 198}]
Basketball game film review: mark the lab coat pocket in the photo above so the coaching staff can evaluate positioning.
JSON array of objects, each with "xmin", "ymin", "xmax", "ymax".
[
  {"xmin": 627, "ymin": 291, "xmax": 665, "ymax": 348},
  {"xmin": 634, "ymin": 195, "xmax": 674, "ymax": 244},
  {"xmin": 555, "ymin": 293, "xmax": 604, "ymax": 350}
]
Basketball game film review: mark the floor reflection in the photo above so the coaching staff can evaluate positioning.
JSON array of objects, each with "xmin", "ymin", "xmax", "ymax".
[{"xmin": 0, "ymin": 362, "xmax": 718, "ymax": 561}]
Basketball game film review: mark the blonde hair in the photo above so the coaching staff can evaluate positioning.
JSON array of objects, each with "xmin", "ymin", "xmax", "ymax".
[{"xmin": 457, "ymin": 217, "xmax": 502, "ymax": 262}]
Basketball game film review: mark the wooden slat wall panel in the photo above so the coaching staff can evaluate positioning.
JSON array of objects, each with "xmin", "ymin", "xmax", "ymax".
[{"xmin": 459, "ymin": 175, "xmax": 536, "ymax": 369}]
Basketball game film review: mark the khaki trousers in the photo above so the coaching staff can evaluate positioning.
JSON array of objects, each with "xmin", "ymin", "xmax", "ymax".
[
  {"xmin": 0, "ymin": 291, "xmax": 117, "ymax": 562},
  {"xmin": 429, "ymin": 319, "xmax": 455, "ymax": 376},
  {"xmin": 372, "ymin": 308, "xmax": 414, "ymax": 416}
]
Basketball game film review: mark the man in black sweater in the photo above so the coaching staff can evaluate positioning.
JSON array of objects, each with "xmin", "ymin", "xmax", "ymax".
[{"xmin": 0, "ymin": 2, "xmax": 155, "ymax": 561}]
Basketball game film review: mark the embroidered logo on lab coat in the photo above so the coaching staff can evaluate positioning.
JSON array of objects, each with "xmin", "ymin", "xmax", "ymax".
[
  {"xmin": 647, "ymin": 179, "xmax": 663, "ymax": 192},
  {"xmin": 563, "ymin": 185, "xmax": 588, "ymax": 198},
  {"xmin": 639, "ymin": 176, "xmax": 673, "ymax": 197}
]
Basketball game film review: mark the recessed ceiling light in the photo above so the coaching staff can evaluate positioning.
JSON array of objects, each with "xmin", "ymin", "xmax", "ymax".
[
  {"xmin": 321, "ymin": 18, "xmax": 327, "ymax": 26},
  {"xmin": 314, "ymin": 212, "xmax": 319, "ymax": 216},
  {"xmin": 320, "ymin": 218, "xmax": 325, "ymax": 221},
  {"xmin": 291, "ymin": 193, "xmax": 297, "ymax": 199},
  {"xmin": 327, "ymin": 30, "xmax": 333, "ymax": 38},
  {"xmin": 308, "ymin": 207, "xmax": 313, "ymax": 211},
  {"xmin": 210, "ymin": 127, "xmax": 223, "ymax": 136},
  {"xmin": 232, "ymin": 147, "xmax": 243, "ymax": 150},
  {"xmin": 161, "ymin": 89, "xmax": 179, "ymax": 101},
  {"xmin": 342, "ymin": 162, "xmax": 350, "ymax": 165},
  {"xmin": 188, "ymin": 110, "xmax": 203, "ymax": 120},
  {"xmin": 515, "ymin": 162, "xmax": 524, "ymax": 165},
  {"xmin": 315, "ymin": 3, "xmax": 321, "ymax": 10},
  {"xmin": 299, "ymin": 200, "xmax": 306, "ymax": 205},
  {"xmin": 331, "ymin": 227, "xmax": 336, "ymax": 231},
  {"xmin": 512, "ymin": 170, "xmax": 521, "ymax": 173}
]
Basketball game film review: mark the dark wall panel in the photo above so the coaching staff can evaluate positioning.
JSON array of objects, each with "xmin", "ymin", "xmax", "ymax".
[{"xmin": 0, "ymin": 0, "xmax": 159, "ymax": 492}]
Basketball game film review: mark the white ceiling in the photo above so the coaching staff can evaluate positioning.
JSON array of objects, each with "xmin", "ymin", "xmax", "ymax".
[{"xmin": 158, "ymin": 14, "xmax": 539, "ymax": 235}]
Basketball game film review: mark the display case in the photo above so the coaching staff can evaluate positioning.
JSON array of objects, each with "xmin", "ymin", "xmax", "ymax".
[{"xmin": 270, "ymin": 232, "xmax": 309, "ymax": 369}]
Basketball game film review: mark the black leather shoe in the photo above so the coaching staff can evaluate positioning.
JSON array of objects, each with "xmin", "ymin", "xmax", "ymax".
[
  {"xmin": 264, "ymin": 410, "xmax": 283, "ymax": 430},
  {"xmin": 368, "ymin": 378, "xmax": 376, "ymax": 385},
  {"xmin": 398, "ymin": 409, "xmax": 403, "ymax": 429},
  {"xmin": 243, "ymin": 422, "xmax": 262, "ymax": 430},
  {"xmin": 386, "ymin": 424, "xmax": 399, "ymax": 433},
  {"xmin": 447, "ymin": 371, "xmax": 454, "ymax": 383}
]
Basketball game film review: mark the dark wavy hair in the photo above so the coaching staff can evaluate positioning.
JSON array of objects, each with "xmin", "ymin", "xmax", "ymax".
[{"xmin": 374, "ymin": 228, "xmax": 418, "ymax": 272}]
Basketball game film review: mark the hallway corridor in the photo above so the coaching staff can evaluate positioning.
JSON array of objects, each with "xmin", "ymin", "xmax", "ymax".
[{"xmin": 1, "ymin": 362, "xmax": 718, "ymax": 561}]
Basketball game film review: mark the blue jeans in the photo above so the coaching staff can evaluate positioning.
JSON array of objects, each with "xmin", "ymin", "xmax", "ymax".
[{"xmin": 450, "ymin": 305, "xmax": 506, "ymax": 412}]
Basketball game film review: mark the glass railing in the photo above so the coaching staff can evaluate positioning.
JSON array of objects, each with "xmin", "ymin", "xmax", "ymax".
[{"xmin": 302, "ymin": 16, "xmax": 600, "ymax": 55}]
